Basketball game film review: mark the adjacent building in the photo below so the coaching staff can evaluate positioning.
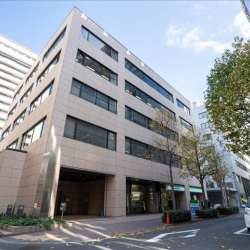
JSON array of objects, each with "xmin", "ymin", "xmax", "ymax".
[
  {"xmin": 192, "ymin": 103, "xmax": 250, "ymax": 207},
  {"xmin": 241, "ymin": 0, "xmax": 250, "ymax": 22},
  {"xmin": 0, "ymin": 7, "xmax": 202, "ymax": 218},
  {"xmin": 0, "ymin": 34, "xmax": 37, "ymax": 133}
]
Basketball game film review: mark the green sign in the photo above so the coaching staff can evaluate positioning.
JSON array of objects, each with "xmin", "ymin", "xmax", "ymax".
[
  {"xmin": 167, "ymin": 184, "xmax": 185, "ymax": 192},
  {"xmin": 190, "ymin": 200, "xmax": 199, "ymax": 211},
  {"xmin": 189, "ymin": 186, "xmax": 202, "ymax": 193}
]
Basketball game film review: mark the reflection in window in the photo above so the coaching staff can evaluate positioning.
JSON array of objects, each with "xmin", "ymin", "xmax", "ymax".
[
  {"xmin": 125, "ymin": 59, "xmax": 173, "ymax": 102},
  {"xmin": 198, "ymin": 111, "xmax": 208, "ymax": 119},
  {"xmin": 201, "ymin": 122, "xmax": 210, "ymax": 129},
  {"xmin": 180, "ymin": 117, "xmax": 193, "ymax": 130},
  {"xmin": 19, "ymin": 84, "xmax": 33, "ymax": 106},
  {"xmin": 7, "ymin": 139, "xmax": 18, "ymax": 149},
  {"xmin": 64, "ymin": 116, "xmax": 116, "ymax": 151},
  {"xmin": 12, "ymin": 109, "xmax": 26, "ymax": 130},
  {"xmin": 71, "ymin": 78, "xmax": 117, "ymax": 113},
  {"xmin": 125, "ymin": 80, "xmax": 175, "ymax": 119},
  {"xmin": 125, "ymin": 137, "xmax": 180, "ymax": 167},
  {"xmin": 25, "ymin": 62, "xmax": 39, "ymax": 85},
  {"xmin": 76, "ymin": 50, "xmax": 118, "ymax": 85},
  {"xmin": 81, "ymin": 26, "xmax": 118, "ymax": 61},
  {"xmin": 1, "ymin": 126, "xmax": 10, "ymax": 140},
  {"xmin": 37, "ymin": 51, "xmax": 60, "ymax": 86},
  {"xmin": 13, "ymin": 84, "xmax": 23, "ymax": 101},
  {"xmin": 43, "ymin": 26, "xmax": 66, "ymax": 62},
  {"xmin": 29, "ymin": 80, "xmax": 54, "ymax": 114},
  {"xmin": 21, "ymin": 118, "xmax": 46, "ymax": 149},
  {"xmin": 6, "ymin": 104, "xmax": 17, "ymax": 120},
  {"xmin": 176, "ymin": 99, "xmax": 190, "ymax": 115}
]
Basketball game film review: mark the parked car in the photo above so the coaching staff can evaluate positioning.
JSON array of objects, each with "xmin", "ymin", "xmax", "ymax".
[{"xmin": 244, "ymin": 197, "xmax": 250, "ymax": 231}]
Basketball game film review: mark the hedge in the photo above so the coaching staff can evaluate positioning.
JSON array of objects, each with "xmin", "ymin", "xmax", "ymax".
[
  {"xmin": 162, "ymin": 210, "xmax": 191, "ymax": 224},
  {"xmin": 0, "ymin": 214, "xmax": 66, "ymax": 229},
  {"xmin": 195, "ymin": 209, "xmax": 218, "ymax": 218},
  {"xmin": 217, "ymin": 206, "xmax": 239, "ymax": 215}
]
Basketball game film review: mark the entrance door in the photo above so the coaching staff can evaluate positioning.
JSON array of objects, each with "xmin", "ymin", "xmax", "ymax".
[{"xmin": 83, "ymin": 193, "xmax": 89, "ymax": 215}]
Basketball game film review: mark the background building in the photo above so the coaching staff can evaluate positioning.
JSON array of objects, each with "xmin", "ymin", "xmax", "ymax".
[
  {"xmin": 0, "ymin": 34, "xmax": 37, "ymax": 133},
  {"xmin": 0, "ymin": 7, "xmax": 201, "ymax": 217},
  {"xmin": 241, "ymin": 0, "xmax": 250, "ymax": 22},
  {"xmin": 192, "ymin": 103, "xmax": 250, "ymax": 207}
]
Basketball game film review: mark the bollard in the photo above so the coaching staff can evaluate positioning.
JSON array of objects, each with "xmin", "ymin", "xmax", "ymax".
[
  {"xmin": 166, "ymin": 212, "xmax": 170, "ymax": 224},
  {"xmin": 100, "ymin": 208, "xmax": 104, "ymax": 217}
]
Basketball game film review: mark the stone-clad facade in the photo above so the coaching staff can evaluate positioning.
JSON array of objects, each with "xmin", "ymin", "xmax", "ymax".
[{"xmin": 0, "ymin": 7, "xmax": 201, "ymax": 217}]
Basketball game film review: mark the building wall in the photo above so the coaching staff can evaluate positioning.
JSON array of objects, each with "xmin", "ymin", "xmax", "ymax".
[
  {"xmin": 0, "ymin": 7, "xmax": 201, "ymax": 216},
  {"xmin": 0, "ymin": 34, "xmax": 37, "ymax": 133}
]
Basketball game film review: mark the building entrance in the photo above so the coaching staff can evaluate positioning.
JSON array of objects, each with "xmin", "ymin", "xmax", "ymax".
[{"xmin": 54, "ymin": 167, "xmax": 106, "ymax": 216}]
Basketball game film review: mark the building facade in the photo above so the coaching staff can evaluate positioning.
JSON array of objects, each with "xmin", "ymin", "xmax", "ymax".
[
  {"xmin": 192, "ymin": 103, "xmax": 250, "ymax": 207},
  {"xmin": 0, "ymin": 34, "xmax": 37, "ymax": 133},
  {"xmin": 241, "ymin": 0, "xmax": 250, "ymax": 22},
  {"xmin": 0, "ymin": 7, "xmax": 201, "ymax": 217}
]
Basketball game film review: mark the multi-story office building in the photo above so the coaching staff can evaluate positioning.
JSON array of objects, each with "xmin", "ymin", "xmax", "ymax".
[
  {"xmin": 0, "ymin": 7, "xmax": 202, "ymax": 217},
  {"xmin": 192, "ymin": 103, "xmax": 250, "ymax": 207},
  {"xmin": 0, "ymin": 34, "xmax": 37, "ymax": 133},
  {"xmin": 241, "ymin": 0, "xmax": 250, "ymax": 22}
]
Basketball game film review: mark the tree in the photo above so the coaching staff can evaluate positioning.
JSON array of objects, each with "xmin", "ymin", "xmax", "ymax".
[
  {"xmin": 147, "ymin": 110, "xmax": 182, "ymax": 210},
  {"xmin": 205, "ymin": 37, "xmax": 250, "ymax": 155},
  {"xmin": 179, "ymin": 126, "xmax": 226, "ymax": 208}
]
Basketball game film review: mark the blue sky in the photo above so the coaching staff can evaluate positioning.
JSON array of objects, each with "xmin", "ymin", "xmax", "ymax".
[{"xmin": 0, "ymin": 1, "xmax": 249, "ymax": 106}]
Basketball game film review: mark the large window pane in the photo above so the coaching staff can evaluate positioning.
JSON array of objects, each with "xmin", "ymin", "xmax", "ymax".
[
  {"xmin": 133, "ymin": 111, "xmax": 146, "ymax": 127},
  {"xmin": 109, "ymin": 99, "xmax": 116, "ymax": 113},
  {"xmin": 131, "ymin": 140, "xmax": 147, "ymax": 159},
  {"xmin": 64, "ymin": 117, "xmax": 76, "ymax": 139},
  {"xmin": 125, "ymin": 137, "xmax": 131, "ymax": 154},
  {"xmin": 81, "ymin": 84, "xmax": 96, "ymax": 104},
  {"xmin": 96, "ymin": 92, "xmax": 109, "ymax": 110},
  {"xmin": 71, "ymin": 79, "xmax": 81, "ymax": 97},
  {"xmin": 107, "ymin": 132, "xmax": 116, "ymax": 150},
  {"xmin": 32, "ymin": 122, "xmax": 43, "ymax": 143}
]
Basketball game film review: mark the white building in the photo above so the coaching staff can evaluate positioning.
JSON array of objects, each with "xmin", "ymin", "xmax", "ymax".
[
  {"xmin": 192, "ymin": 103, "xmax": 250, "ymax": 207},
  {"xmin": 0, "ymin": 34, "xmax": 37, "ymax": 133}
]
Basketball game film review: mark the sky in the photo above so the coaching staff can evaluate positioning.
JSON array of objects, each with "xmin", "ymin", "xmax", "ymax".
[{"xmin": 0, "ymin": 1, "xmax": 249, "ymax": 107}]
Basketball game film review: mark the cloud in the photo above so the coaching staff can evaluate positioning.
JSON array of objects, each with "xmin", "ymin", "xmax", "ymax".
[
  {"xmin": 194, "ymin": 4, "xmax": 204, "ymax": 11},
  {"xmin": 166, "ymin": 25, "xmax": 231, "ymax": 53},
  {"xmin": 233, "ymin": 11, "xmax": 250, "ymax": 39}
]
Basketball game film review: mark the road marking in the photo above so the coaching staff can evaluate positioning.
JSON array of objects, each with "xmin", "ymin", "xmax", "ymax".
[
  {"xmin": 146, "ymin": 229, "xmax": 200, "ymax": 243},
  {"xmin": 234, "ymin": 228, "xmax": 250, "ymax": 235}
]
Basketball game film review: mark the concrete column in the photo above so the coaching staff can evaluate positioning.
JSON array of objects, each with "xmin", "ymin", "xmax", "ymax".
[
  {"xmin": 181, "ymin": 184, "xmax": 191, "ymax": 210},
  {"xmin": 105, "ymin": 174, "xmax": 126, "ymax": 217}
]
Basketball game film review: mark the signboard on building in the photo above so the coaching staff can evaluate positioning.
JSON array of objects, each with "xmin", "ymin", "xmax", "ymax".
[
  {"xmin": 167, "ymin": 184, "xmax": 185, "ymax": 192},
  {"xmin": 34, "ymin": 203, "xmax": 41, "ymax": 209},
  {"xmin": 190, "ymin": 200, "xmax": 199, "ymax": 211},
  {"xmin": 189, "ymin": 186, "xmax": 202, "ymax": 193}
]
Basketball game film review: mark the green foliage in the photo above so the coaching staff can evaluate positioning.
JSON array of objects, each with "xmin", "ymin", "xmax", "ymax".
[
  {"xmin": 195, "ymin": 209, "xmax": 218, "ymax": 218},
  {"xmin": 0, "ymin": 214, "xmax": 66, "ymax": 229},
  {"xmin": 162, "ymin": 210, "xmax": 191, "ymax": 224},
  {"xmin": 217, "ymin": 206, "xmax": 239, "ymax": 215},
  {"xmin": 205, "ymin": 37, "xmax": 250, "ymax": 154}
]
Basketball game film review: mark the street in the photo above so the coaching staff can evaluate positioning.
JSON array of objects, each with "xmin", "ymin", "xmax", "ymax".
[{"xmin": 0, "ymin": 212, "xmax": 249, "ymax": 250}]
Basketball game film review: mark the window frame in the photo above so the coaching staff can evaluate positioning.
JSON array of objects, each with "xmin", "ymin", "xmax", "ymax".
[
  {"xmin": 176, "ymin": 99, "xmax": 190, "ymax": 115},
  {"xmin": 12, "ymin": 109, "xmax": 26, "ymax": 130}
]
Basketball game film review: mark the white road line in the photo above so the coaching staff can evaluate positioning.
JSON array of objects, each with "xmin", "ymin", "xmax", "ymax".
[
  {"xmin": 146, "ymin": 229, "xmax": 200, "ymax": 243},
  {"xmin": 234, "ymin": 228, "xmax": 250, "ymax": 235}
]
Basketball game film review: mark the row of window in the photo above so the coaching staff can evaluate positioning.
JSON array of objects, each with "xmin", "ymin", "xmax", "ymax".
[
  {"xmin": 2, "ymin": 81, "xmax": 54, "ymax": 140},
  {"xmin": 237, "ymin": 153, "xmax": 250, "ymax": 165},
  {"xmin": 25, "ymin": 62, "xmax": 39, "ymax": 85},
  {"xmin": 81, "ymin": 26, "xmax": 118, "ymax": 62},
  {"xmin": 177, "ymin": 99, "xmax": 190, "ymax": 115},
  {"xmin": 236, "ymin": 160, "xmax": 248, "ymax": 172},
  {"xmin": 201, "ymin": 122, "xmax": 210, "ymax": 129},
  {"xmin": 13, "ymin": 84, "xmax": 23, "ymax": 101},
  {"xmin": 43, "ymin": 27, "xmax": 66, "ymax": 62},
  {"xmin": 70, "ymin": 78, "xmax": 117, "ymax": 113},
  {"xmin": 125, "ymin": 59, "xmax": 173, "ymax": 103},
  {"xmin": 64, "ymin": 116, "xmax": 116, "ymax": 151},
  {"xmin": 125, "ymin": 137, "xmax": 179, "ymax": 167},
  {"xmin": 125, "ymin": 80, "xmax": 175, "ymax": 120},
  {"xmin": 198, "ymin": 111, "xmax": 208, "ymax": 119},
  {"xmin": 76, "ymin": 49, "xmax": 118, "ymax": 85}
]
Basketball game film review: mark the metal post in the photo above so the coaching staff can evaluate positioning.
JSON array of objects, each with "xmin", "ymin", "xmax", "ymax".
[{"xmin": 61, "ymin": 210, "xmax": 63, "ymax": 222}]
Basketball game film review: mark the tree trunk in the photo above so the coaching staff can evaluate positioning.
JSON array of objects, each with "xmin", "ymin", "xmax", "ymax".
[
  {"xmin": 169, "ymin": 165, "xmax": 176, "ymax": 210},
  {"xmin": 200, "ymin": 177, "xmax": 207, "ymax": 209}
]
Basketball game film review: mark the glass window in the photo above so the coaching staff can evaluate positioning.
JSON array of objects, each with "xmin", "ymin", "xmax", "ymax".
[
  {"xmin": 125, "ymin": 137, "xmax": 131, "ymax": 154},
  {"xmin": 81, "ymin": 26, "xmax": 118, "ymax": 62},
  {"xmin": 21, "ymin": 118, "xmax": 46, "ymax": 149},
  {"xmin": 7, "ymin": 139, "xmax": 18, "ymax": 149},
  {"xmin": 7, "ymin": 104, "xmax": 17, "ymax": 120},
  {"xmin": 25, "ymin": 63, "xmax": 39, "ymax": 84},
  {"xmin": 13, "ymin": 84, "xmax": 23, "ymax": 101},
  {"xmin": 70, "ymin": 78, "xmax": 117, "ymax": 114},
  {"xmin": 201, "ymin": 122, "xmax": 210, "ymax": 129},
  {"xmin": 177, "ymin": 99, "xmax": 190, "ymax": 115},
  {"xmin": 13, "ymin": 109, "xmax": 26, "ymax": 130},
  {"xmin": 125, "ymin": 59, "xmax": 173, "ymax": 102},
  {"xmin": 37, "ymin": 51, "xmax": 60, "ymax": 86},
  {"xmin": 29, "ymin": 80, "xmax": 54, "ymax": 114},
  {"xmin": 64, "ymin": 116, "xmax": 116, "ymax": 151},
  {"xmin": 1, "ymin": 126, "xmax": 10, "ymax": 140},
  {"xmin": 203, "ymin": 134, "xmax": 212, "ymax": 141},
  {"xmin": 76, "ymin": 50, "xmax": 118, "ymax": 85},
  {"xmin": 198, "ymin": 111, "xmax": 208, "ymax": 119},
  {"xmin": 43, "ymin": 26, "xmax": 66, "ymax": 62},
  {"xmin": 19, "ymin": 84, "xmax": 33, "ymax": 105},
  {"xmin": 180, "ymin": 117, "xmax": 193, "ymax": 130},
  {"xmin": 125, "ymin": 81, "xmax": 175, "ymax": 119}
]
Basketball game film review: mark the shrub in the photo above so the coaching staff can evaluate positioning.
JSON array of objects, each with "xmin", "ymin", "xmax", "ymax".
[
  {"xmin": 0, "ymin": 214, "xmax": 66, "ymax": 229},
  {"xmin": 195, "ymin": 209, "xmax": 218, "ymax": 218},
  {"xmin": 162, "ymin": 210, "xmax": 191, "ymax": 224},
  {"xmin": 217, "ymin": 206, "xmax": 239, "ymax": 215}
]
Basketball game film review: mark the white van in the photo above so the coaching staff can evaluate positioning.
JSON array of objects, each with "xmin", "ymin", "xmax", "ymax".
[{"xmin": 244, "ymin": 197, "xmax": 250, "ymax": 231}]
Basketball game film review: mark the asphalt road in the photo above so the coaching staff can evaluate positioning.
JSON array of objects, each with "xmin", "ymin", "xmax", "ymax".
[{"xmin": 0, "ymin": 213, "xmax": 249, "ymax": 250}]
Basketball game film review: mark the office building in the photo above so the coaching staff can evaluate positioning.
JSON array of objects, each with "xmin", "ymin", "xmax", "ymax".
[
  {"xmin": 0, "ymin": 7, "xmax": 201, "ymax": 217},
  {"xmin": 192, "ymin": 103, "xmax": 250, "ymax": 207},
  {"xmin": 0, "ymin": 34, "xmax": 37, "ymax": 133}
]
